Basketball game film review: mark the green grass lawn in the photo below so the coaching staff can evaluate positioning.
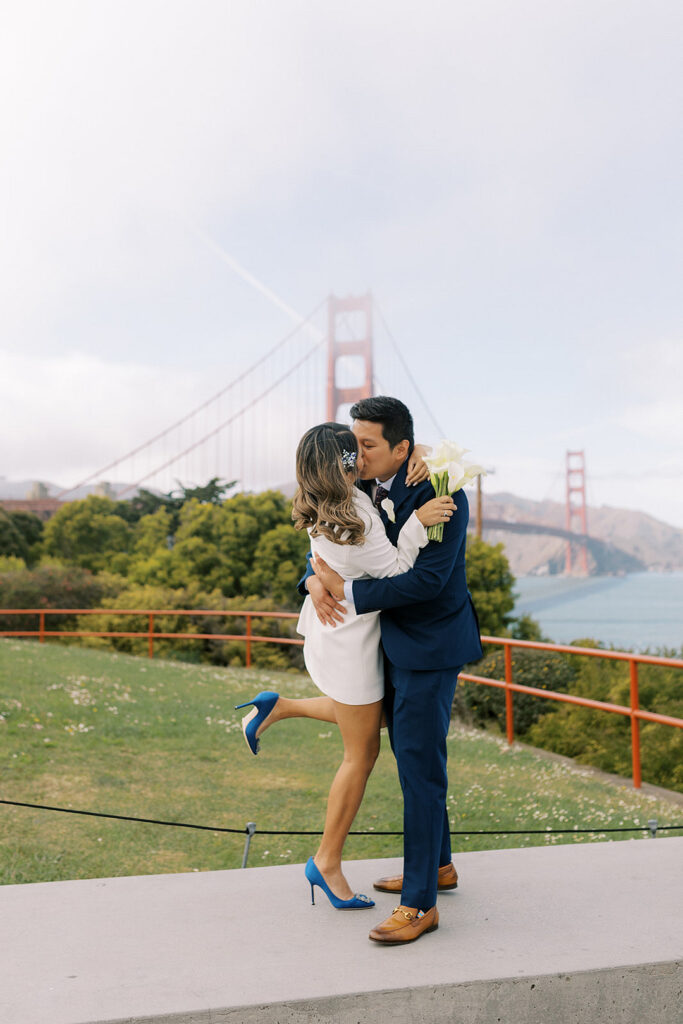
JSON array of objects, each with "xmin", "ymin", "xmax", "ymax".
[{"xmin": 1, "ymin": 639, "xmax": 679, "ymax": 885}]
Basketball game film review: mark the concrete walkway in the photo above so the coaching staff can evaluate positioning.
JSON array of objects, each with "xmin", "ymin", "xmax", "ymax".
[{"xmin": 1, "ymin": 838, "xmax": 681, "ymax": 1024}]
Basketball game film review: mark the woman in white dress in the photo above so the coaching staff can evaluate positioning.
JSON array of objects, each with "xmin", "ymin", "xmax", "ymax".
[{"xmin": 236, "ymin": 423, "xmax": 455, "ymax": 909}]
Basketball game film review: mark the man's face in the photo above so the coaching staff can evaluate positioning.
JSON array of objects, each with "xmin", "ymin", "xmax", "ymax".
[{"xmin": 352, "ymin": 419, "xmax": 408, "ymax": 482}]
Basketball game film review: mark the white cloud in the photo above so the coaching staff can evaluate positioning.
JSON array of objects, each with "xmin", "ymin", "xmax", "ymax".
[
  {"xmin": 618, "ymin": 399, "xmax": 683, "ymax": 445},
  {"xmin": 2, "ymin": 349, "xmax": 207, "ymax": 482}
]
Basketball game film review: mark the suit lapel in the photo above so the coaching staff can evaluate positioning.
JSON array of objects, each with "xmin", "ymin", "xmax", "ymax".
[
  {"xmin": 357, "ymin": 461, "xmax": 412, "ymax": 539},
  {"xmin": 383, "ymin": 459, "xmax": 412, "ymax": 540}
]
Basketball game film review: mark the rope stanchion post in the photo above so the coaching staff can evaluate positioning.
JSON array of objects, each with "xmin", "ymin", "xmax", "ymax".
[
  {"xmin": 246, "ymin": 615, "xmax": 252, "ymax": 668},
  {"xmin": 648, "ymin": 818, "xmax": 658, "ymax": 838},
  {"xmin": 39, "ymin": 611, "xmax": 45, "ymax": 644},
  {"xmin": 148, "ymin": 612, "xmax": 155, "ymax": 660},
  {"xmin": 242, "ymin": 821, "xmax": 256, "ymax": 867}
]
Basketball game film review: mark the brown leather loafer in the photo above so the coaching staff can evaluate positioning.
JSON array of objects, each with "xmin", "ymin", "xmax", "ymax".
[
  {"xmin": 369, "ymin": 905, "xmax": 439, "ymax": 944},
  {"xmin": 373, "ymin": 861, "xmax": 458, "ymax": 894}
]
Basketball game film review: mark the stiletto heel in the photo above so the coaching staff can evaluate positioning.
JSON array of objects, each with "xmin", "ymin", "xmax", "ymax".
[
  {"xmin": 304, "ymin": 857, "xmax": 374, "ymax": 910},
  {"xmin": 234, "ymin": 691, "xmax": 279, "ymax": 755}
]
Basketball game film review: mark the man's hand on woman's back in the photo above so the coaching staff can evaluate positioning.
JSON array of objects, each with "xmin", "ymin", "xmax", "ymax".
[{"xmin": 306, "ymin": 574, "xmax": 346, "ymax": 627}]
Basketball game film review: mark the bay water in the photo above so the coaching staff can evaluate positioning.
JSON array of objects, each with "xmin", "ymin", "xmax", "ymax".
[{"xmin": 512, "ymin": 571, "xmax": 683, "ymax": 652}]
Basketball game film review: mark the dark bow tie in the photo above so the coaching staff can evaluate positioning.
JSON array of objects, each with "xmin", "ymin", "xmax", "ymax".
[{"xmin": 374, "ymin": 484, "xmax": 390, "ymax": 510}]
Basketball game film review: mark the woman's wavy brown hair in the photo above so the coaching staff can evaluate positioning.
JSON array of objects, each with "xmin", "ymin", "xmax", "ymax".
[{"xmin": 291, "ymin": 423, "xmax": 366, "ymax": 546}]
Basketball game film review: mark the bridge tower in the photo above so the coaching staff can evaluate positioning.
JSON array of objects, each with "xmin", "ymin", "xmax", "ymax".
[
  {"xmin": 565, "ymin": 450, "xmax": 589, "ymax": 575},
  {"xmin": 326, "ymin": 293, "xmax": 374, "ymax": 421}
]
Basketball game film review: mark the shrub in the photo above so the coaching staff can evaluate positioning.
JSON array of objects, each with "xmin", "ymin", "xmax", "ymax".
[
  {"xmin": 0, "ymin": 565, "xmax": 122, "ymax": 634},
  {"xmin": 455, "ymin": 645, "xmax": 578, "ymax": 734},
  {"xmin": 76, "ymin": 585, "xmax": 304, "ymax": 670},
  {"xmin": 0, "ymin": 511, "xmax": 29, "ymax": 563},
  {"xmin": 527, "ymin": 645, "xmax": 683, "ymax": 790},
  {"xmin": 41, "ymin": 495, "xmax": 133, "ymax": 573},
  {"xmin": 465, "ymin": 537, "xmax": 515, "ymax": 637}
]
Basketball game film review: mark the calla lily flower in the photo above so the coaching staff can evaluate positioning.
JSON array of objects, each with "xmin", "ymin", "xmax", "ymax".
[{"xmin": 421, "ymin": 440, "xmax": 486, "ymax": 541}]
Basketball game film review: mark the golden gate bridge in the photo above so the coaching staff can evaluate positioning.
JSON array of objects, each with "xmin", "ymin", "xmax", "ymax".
[{"xmin": 51, "ymin": 292, "xmax": 603, "ymax": 576}]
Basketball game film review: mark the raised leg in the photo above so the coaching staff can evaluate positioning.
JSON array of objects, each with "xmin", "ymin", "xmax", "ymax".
[
  {"xmin": 256, "ymin": 694, "xmax": 386, "ymax": 739},
  {"xmin": 255, "ymin": 695, "xmax": 337, "ymax": 739}
]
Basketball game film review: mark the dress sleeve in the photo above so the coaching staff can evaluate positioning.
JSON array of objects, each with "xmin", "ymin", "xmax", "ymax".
[{"xmin": 348, "ymin": 508, "xmax": 428, "ymax": 579}]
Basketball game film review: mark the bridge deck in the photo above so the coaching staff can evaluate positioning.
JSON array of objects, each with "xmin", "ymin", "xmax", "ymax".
[{"xmin": 1, "ymin": 837, "xmax": 681, "ymax": 1024}]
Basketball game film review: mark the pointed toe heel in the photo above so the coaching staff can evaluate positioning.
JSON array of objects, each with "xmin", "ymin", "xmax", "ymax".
[
  {"xmin": 304, "ymin": 857, "xmax": 374, "ymax": 910},
  {"xmin": 234, "ymin": 691, "xmax": 279, "ymax": 755}
]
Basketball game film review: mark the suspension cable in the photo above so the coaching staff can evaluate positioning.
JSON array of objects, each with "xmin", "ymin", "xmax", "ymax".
[
  {"xmin": 118, "ymin": 336, "xmax": 326, "ymax": 495},
  {"xmin": 374, "ymin": 301, "xmax": 447, "ymax": 437},
  {"xmin": 57, "ymin": 299, "xmax": 326, "ymax": 498}
]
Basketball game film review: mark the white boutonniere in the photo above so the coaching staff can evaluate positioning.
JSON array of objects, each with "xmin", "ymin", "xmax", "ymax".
[{"xmin": 380, "ymin": 497, "xmax": 396, "ymax": 523}]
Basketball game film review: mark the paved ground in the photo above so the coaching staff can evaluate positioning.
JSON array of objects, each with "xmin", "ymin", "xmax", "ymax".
[{"xmin": 1, "ymin": 837, "xmax": 681, "ymax": 1024}]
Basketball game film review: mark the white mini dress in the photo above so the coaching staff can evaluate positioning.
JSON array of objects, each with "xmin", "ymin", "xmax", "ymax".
[{"xmin": 296, "ymin": 489, "xmax": 428, "ymax": 705}]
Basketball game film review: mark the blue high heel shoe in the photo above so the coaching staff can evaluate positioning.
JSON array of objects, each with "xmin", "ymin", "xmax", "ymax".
[
  {"xmin": 234, "ymin": 691, "xmax": 279, "ymax": 755},
  {"xmin": 304, "ymin": 857, "xmax": 375, "ymax": 910}
]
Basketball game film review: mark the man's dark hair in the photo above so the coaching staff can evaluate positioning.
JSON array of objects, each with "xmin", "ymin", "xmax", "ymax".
[{"xmin": 349, "ymin": 396, "xmax": 414, "ymax": 449}]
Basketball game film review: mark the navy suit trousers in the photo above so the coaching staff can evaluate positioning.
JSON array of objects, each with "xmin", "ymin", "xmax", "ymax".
[{"xmin": 384, "ymin": 658, "xmax": 462, "ymax": 911}]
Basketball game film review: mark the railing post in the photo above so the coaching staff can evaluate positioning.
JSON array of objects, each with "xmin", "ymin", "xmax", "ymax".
[
  {"xmin": 39, "ymin": 611, "xmax": 45, "ymax": 644},
  {"xmin": 246, "ymin": 614, "xmax": 252, "ymax": 668},
  {"xmin": 629, "ymin": 659, "xmax": 642, "ymax": 788},
  {"xmin": 148, "ymin": 613, "xmax": 155, "ymax": 660},
  {"xmin": 242, "ymin": 821, "xmax": 256, "ymax": 867},
  {"xmin": 504, "ymin": 644, "xmax": 514, "ymax": 744}
]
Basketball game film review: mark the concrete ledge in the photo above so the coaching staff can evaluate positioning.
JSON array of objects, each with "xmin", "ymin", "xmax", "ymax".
[
  {"xmin": 101, "ymin": 962, "xmax": 681, "ymax": 1024},
  {"xmin": 1, "ymin": 838, "xmax": 682, "ymax": 1024}
]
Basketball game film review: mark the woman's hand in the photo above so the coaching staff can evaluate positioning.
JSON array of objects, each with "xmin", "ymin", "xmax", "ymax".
[
  {"xmin": 406, "ymin": 443, "xmax": 432, "ymax": 486},
  {"xmin": 312, "ymin": 554, "xmax": 346, "ymax": 601},
  {"xmin": 416, "ymin": 495, "xmax": 457, "ymax": 527}
]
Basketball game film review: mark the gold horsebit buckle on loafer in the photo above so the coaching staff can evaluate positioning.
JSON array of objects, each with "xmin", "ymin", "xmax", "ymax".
[{"xmin": 392, "ymin": 907, "xmax": 426, "ymax": 921}]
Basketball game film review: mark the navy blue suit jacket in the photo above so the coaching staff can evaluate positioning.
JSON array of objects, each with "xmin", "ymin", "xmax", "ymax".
[{"xmin": 298, "ymin": 458, "xmax": 483, "ymax": 672}]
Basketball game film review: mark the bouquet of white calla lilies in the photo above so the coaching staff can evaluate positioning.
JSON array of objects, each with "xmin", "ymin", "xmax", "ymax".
[{"xmin": 422, "ymin": 440, "xmax": 487, "ymax": 541}]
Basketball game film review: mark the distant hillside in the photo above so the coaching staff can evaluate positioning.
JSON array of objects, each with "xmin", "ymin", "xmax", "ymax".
[
  {"xmin": 0, "ymin": 479, "xmax": 155, "ymax": 501},
  {"xmin": 482, "ymin": 492, "xmax": 683, "ymax": 575}
]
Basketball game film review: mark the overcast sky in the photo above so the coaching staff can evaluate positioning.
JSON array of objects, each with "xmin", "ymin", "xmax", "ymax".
[{"xmin": 1, "ymin": 1, "xmax": 681, "ymax": 525}]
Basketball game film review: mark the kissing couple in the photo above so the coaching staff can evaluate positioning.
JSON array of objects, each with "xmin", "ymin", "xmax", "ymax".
[{"xmin": 237, "ymin": 396, "xmax": 482, "ymax": 945}]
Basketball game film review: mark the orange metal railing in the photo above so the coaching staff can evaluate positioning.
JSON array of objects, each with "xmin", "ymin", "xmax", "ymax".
[
  {"xmin": 462, "ymin": 637, "xmax": 683, "ymax": 790},
  {"xmin": 2, "ymin": 609, "xmax": 682, "ymax": 789},
  {"xmin": 0, "ymin": 608, "xmax": 302, "ymax": 667}
]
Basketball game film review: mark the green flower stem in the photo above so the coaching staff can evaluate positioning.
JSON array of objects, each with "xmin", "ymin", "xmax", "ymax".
[{"xmin": 427, "ymin": 470, "xmax": 449, "ymax": 542}]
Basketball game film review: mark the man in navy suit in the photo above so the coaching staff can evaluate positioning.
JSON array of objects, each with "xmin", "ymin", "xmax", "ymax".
[{"xmin": 302, "ymin": 396, "xmax": 483, "ymax": 944}]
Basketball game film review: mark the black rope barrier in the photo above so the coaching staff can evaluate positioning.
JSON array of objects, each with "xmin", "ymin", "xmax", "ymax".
[
  {"xmin": 0, "ymin": 799, "xmax": 247, "ymax": 834},
  {"xmin": 2, "ymin": 798, "xmax": 682, "ymax": 837}
]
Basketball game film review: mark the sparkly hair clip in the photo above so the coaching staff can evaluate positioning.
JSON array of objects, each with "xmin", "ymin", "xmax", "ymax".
[{"xmin": 341, "ymin": 449, "xmax": 357, "ymax": 470}]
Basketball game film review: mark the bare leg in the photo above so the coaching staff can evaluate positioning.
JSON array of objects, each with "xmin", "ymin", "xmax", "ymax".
[
  {"xmin": 256, "ymin": 694, "xmax": 386, "ymax": 738},
  {"xmin": 255, "ymin": 695, "xmax": 337, "ymax": 738},
  {"xmin": 313, "ymin": 698, "xmax": 383, "ymax": 900}
]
